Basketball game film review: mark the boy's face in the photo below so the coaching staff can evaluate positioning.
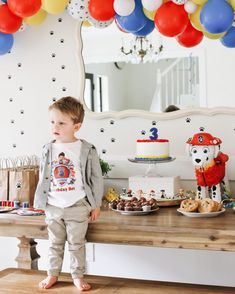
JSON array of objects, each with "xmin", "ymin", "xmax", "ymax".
[{"xmin": 50, "ymin": 109, "xmax": 81, "ymax": 143}]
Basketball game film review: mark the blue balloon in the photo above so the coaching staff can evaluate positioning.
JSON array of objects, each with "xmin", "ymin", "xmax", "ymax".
[
  {"xmin": 0, "ymin": 32, "xmax": 13, "ymax": 55},
  {"xmin": 220, "ymin": 27, "xmax": 235, "ymax": 48},
  {"xmin": 1, "ymin": 0, "xmax": 7, "ymax": 2},
  {"xmin": 115, "ymin": 0, "xmax": 148, "ymax": 33},
  {"xmin": 200, "ymin": 0, "xmax": 234, "ymax": 34},
  {"xmin": 133, "ymin": 18, "xmax": 155, "ymax": 37}
]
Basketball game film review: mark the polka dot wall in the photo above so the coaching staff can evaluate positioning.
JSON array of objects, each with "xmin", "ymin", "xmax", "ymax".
[
  {"xmin": 0, "ymin": 11, "xmax": 235, "ymax": 183},
  {"xmin": 0, "ymin": 12, "xmax": 81, "ymax": 157}
]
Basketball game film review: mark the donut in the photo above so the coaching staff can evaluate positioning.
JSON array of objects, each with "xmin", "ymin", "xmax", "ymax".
[
  {"xmin": 180, "ymin": 199, "xmax": 198, "ymax": 212},
  {"xmin": 198, "ymin": 198, "xmax": 218, "ymax": 213}
]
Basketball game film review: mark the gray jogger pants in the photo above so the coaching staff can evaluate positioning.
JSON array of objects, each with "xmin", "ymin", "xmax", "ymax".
[{"xmin": 45, "ymin": 198, "xmax": 92, "ymax": 279}]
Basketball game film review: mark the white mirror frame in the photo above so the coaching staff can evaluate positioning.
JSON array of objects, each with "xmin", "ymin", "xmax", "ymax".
[{"xmin": 77, "ymin": 22, "xmax": 235, "ymax": 120}]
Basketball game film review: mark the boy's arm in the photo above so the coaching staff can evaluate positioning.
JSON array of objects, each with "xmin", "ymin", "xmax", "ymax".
[
  {"xmin": 89, "ymin": 146, "xmax": 104, "ymax": 209},
  {"xmin": 33, "ymin": 145, "xmax": 48, "ymax": 209},
  {"xmin": 90, "ymin": 207, "xmax": 100, "ymax": 221}
]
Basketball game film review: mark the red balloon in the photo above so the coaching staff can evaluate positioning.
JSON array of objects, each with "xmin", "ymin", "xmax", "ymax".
[
  {"xmin": 89, "ymin": 0, "xmax": 115, "ymax": 21},
  {"xmin": 154, "ymin": 2, "xmax": 189, "ymax": 37},
  {"xmin": 8, "ymin": 0, "xmax": 41, "ymax": 18},
  {"xmin": 176, "ymin": 22, "xmax": 203, "ymax": 47},
  {"xmin": 0, "ymin": 5, "xmax": 22, "ymax": 34}
]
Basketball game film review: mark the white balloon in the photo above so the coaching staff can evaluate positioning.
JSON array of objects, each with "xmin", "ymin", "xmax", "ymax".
[
  {"xmin": 141, "ymin": 0, "xmax": 162, "ymax": 11},
  {"xmin": 184, "ymin": 1, "xmax": 197, "ymax": 13},
  {"xmin": 88, "ymin": 16, "xmax": 114, "ymax": 29},
  {"xmin": 67, "ymin": 0, "xmax": 90, "ymax": 21},
  {"xmin": 172, "ymin": 0, "xmax": 187, "ymax": 5},
  {"xmin": 114, "ymin": 0, "xmax": 135, "ymax": 16}
]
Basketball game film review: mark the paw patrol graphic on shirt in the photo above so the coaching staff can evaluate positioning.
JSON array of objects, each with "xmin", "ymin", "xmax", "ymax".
[{"xmin": 51, "ymin": 152, "xmax": 76, "ymax": 189}]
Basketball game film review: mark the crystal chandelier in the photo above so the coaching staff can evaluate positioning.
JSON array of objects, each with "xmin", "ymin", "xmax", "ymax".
[{"xmin": 120, "ymin": 36, "xmax": 163, "ymax": 63}]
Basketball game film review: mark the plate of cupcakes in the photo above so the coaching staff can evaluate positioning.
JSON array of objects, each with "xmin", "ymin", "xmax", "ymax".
[{"xmin": 109, "ymin": 197, "xmax": 159, "ymax": 216}]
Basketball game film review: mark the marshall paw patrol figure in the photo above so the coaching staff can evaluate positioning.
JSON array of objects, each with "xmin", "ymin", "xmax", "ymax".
[{"xmin": 186, "ymin": 132, "xmax": 229, "ymax": 202}]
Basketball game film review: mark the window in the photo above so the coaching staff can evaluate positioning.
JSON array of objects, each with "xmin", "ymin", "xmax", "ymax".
[{"xmin": 85, "ymin": 72, "xmax": 109, "ymax": 112}]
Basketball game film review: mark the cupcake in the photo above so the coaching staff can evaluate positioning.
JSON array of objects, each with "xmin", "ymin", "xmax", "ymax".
[
  {"xmin": 124, "ymin": 204, "xmax": 133, "ymax": 211},
  {"xmin": 142, "ymin": 205, "xmax": 151, "ymax": 212},
  {"xmin": 133, "ymin": 204, "xmax": 142, "ymax": 211},
  {"xmin": 117, "ymin": 203, "xmax": 125, "ymax": 211},
  {"xmin": 109, "ymin": 200, "xmax": 118, "ymax": 210}
]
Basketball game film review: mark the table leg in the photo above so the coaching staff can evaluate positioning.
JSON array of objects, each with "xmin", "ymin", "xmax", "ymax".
[{"xmin": 15, "ymin": 237, "xmax": 40, "ymax": 269}]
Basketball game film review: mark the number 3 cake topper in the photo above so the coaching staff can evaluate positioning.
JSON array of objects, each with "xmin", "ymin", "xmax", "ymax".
[{"xmin": 149, "ymin": 127, "xmax": 158, "ymax": 140}]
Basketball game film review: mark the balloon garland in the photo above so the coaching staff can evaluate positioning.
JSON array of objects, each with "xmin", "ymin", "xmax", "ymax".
[{"xmin": 0, "ymin": 0, "xmax": 235, "ymax": 56}]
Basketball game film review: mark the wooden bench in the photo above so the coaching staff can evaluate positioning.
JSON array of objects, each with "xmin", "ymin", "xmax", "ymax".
[{"xmin": 0, "ymin": 268, "xmax": 234, "ymax": 293}]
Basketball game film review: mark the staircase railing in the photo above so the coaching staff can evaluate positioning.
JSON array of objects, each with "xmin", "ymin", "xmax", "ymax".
[{"xmin": 150, "ymin": 56, "xmax": 199, "ymax": 112}]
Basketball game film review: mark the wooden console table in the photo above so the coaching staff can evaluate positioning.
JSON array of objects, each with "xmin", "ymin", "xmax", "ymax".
[{"xmin": 0, "ymin": 207, "xmax": 235, "ymax": 269}]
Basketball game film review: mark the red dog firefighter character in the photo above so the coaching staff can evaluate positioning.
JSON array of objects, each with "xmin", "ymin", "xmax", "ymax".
[{"xmin": 186, "ymin": 132, "xmax": 229, "ymax": 202}]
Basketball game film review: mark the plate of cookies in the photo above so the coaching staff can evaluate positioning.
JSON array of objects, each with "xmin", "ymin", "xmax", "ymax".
[{"xmin": 177, "ymin": 198, "xmax": 225, "ymax": 218}]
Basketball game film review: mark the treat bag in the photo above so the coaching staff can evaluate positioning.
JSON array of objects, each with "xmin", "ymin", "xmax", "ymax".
[
  {"xmin": 35, "ymin": 166, "xmax": 39, "ymax": 186},
  {"xmin": 21, "ymin": 155, "xmax": 39, "ymax": 203},
  {"xmin": 30, "ymin": 155, "xmax": 40, "ymax": 187},
  {"xmin": 0, "ymin": 158, "xmax": 10, "ymax": 201},
  {"xmin": 9, "ymin": 167, "xmax": 36, "ymax": 206}
]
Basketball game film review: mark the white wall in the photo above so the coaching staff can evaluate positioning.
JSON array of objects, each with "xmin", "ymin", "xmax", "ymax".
[
  {"xmin": 1, "ymin": 14, "xmax": 235, "ymax": 287},
  {"xmin": 0, "ymin": 12, "xmax": 80, "ymax": 157},
  {"xmin": 205, "ymin": 41, "xmax": 235, "ymax": 107}
]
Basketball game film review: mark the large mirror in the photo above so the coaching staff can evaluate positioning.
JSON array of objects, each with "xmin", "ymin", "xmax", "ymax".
[{"xmin": 81, "ymin": 22, "xmax": 235, "ymax": 117}]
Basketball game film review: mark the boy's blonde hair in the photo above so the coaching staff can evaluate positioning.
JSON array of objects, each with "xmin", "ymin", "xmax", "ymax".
[{"xmin": 49, "ymin": 96, "xmax": 85, "ymax": 124}]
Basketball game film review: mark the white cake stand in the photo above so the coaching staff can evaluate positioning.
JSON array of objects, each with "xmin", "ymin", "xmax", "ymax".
[{"xmin": 128, "ymin": 157, "xmax": 176, "ymax": 177}]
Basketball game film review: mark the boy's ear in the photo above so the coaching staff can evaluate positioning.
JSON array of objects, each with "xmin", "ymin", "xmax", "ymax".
[{"xmin": 74, "ymin": 122, "xmax": 82, "ymax": 131}]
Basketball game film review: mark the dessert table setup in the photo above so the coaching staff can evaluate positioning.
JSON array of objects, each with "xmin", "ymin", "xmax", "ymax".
[{"xmin": 0, "ymin": 128, "xmax": 234, "ymax": 273}]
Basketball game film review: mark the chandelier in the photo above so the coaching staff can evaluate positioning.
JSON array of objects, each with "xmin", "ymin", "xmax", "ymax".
[{"xmin": 120, "ymin": 36, "xmax": 163, "ymax": 63}]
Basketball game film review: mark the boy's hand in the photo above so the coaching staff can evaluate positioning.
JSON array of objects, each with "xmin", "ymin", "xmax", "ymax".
[{"xmin": 90, "ymin": 207, "xmax": 100, "ymax": 221}]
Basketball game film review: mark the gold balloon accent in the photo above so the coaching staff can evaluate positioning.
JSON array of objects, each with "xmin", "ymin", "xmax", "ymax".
[
  {"xmin": 24, "ymin": 9, "xmax": 47, "ymax": 26},
  {"xmin": 229, "ymin": 0, "xmax": 235, "ymax": 10},
  {"xmin": 203, "ymin": 31, "xmax": 226, "ymax": 39},
  {"xmin": 190, "ymin": 6, "xmax": 204, "ymax": 31},
  {"xmin": 143, "ymin": 8, "xmax": 156, "ymax": 21},
  {"xmin": 82, "ymin": 20, "xmax": 92, "ymax": 27},
  {"xmin": 191, "ymin": 0, "xmax": 207, "ymax": 5},
  {"xmin": 42, "ymin": 0, "xmax": 69, "ymax": 14}
]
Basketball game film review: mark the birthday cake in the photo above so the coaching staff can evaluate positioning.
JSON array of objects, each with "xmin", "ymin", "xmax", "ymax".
[{"xmin": 135, "ymin": 139, "xmax": 169, "ymax": 160}]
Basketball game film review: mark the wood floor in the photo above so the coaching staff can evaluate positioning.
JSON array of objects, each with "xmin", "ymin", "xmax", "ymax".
[{"xmin": 0, "ymin": 268, "xmax": 234, "ymax": 294}]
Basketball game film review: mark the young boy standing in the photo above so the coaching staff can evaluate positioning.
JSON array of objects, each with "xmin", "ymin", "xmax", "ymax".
[{"xmin": 34, "ymin": 96, "xmax": 103, "ymax": 291}]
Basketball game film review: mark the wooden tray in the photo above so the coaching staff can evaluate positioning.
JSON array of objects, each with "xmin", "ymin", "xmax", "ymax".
[{"xmin": 156, "ymin": 198, "xmax": 186, "ymax": 207}]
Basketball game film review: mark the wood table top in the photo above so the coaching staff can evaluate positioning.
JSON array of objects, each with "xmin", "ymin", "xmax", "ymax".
[{"xmin": 0, "ymin": 207, "xmax": 235, "ymax": 251}]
